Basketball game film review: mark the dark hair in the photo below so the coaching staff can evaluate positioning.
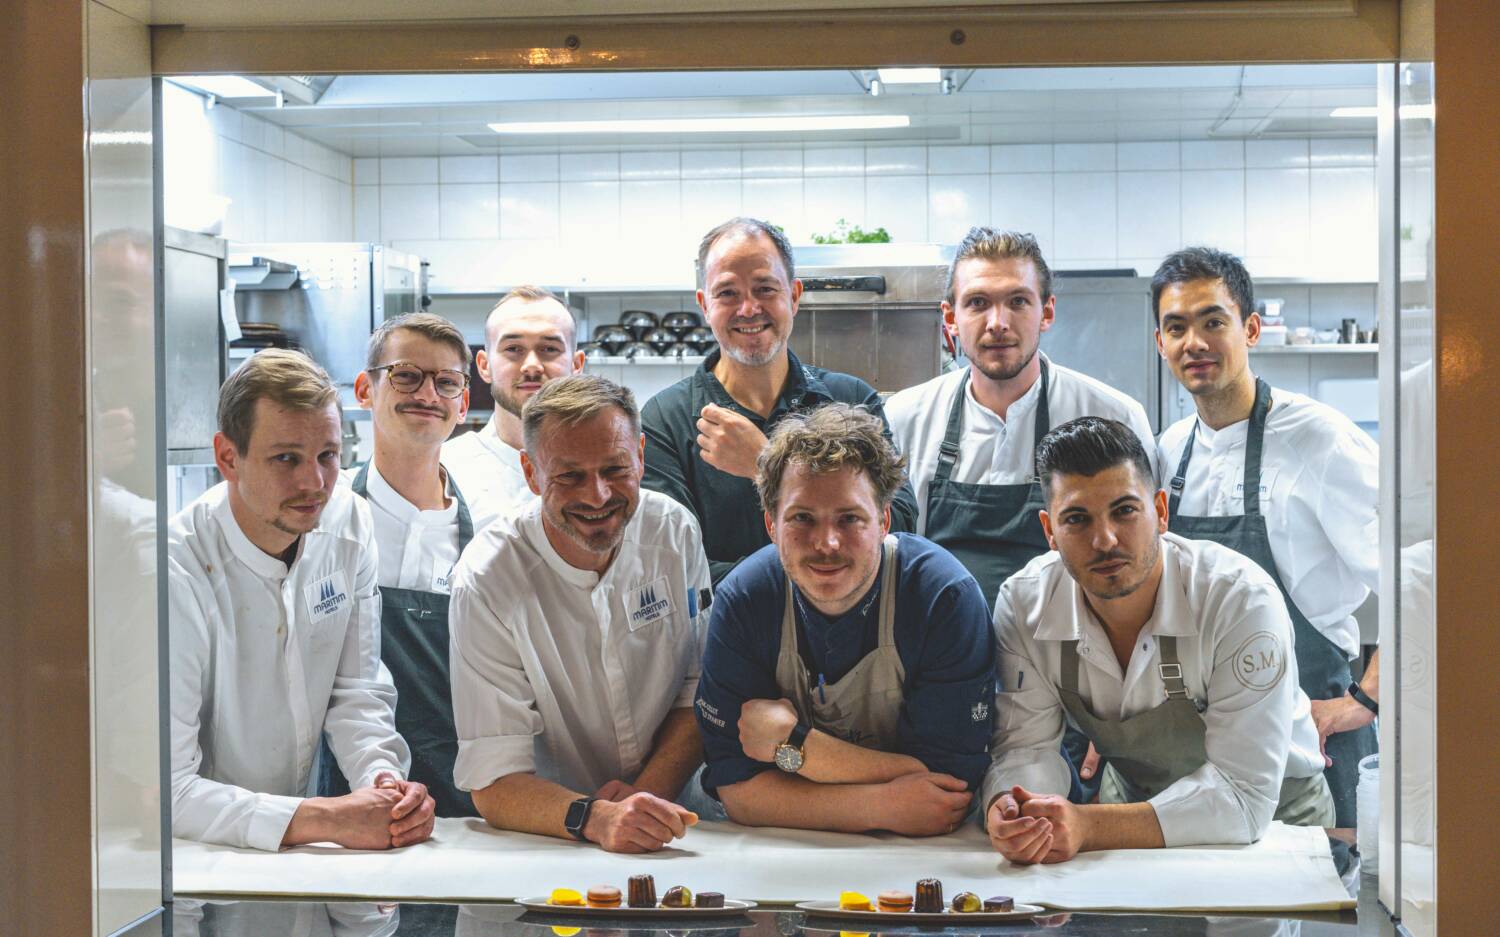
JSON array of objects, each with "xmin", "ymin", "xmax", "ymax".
[
  {"xmin": 945, "ymin": 227, "xmax": 1052, "ymax": 305},
  {"xmin": 1150, "ymin": 247, "xmax": 1255, "ymax": 323},
  {"xmin": 1034, "ymin": 417, "xmax": 1154, "ymax": 502},
  {"xmin": 696, "ymin": 217, "xmax": 796, "ymax": 288}
]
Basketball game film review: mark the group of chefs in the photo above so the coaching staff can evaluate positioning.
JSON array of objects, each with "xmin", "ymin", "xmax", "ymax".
[{"xmin": 169, "ymin": 216, "xmax": 1380, "ymax": 867}]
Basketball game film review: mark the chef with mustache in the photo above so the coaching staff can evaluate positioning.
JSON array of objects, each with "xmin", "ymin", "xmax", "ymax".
[
  {"xmin": 316, "ymin": 313, "xmax": 482, "ymax": 818},
  {"xmin": 693, "ymin": 404, "xmax": 995, "ymax": 836},
  {"xmin": 642, "ymin": 217, "xmax": 918, "ymax": 586},
  {"xmin": 885, "ymin": 227, "xmax": 1156, "ymax": 799},
  {"xmin": 449, "ymin": 374, "xmax": 712, "ymax": 853},
  {"xmin": 168, "ymin": 349, "xmax": 435, "ymax": 850},
  {"xmin": 444, "ymin": 285, "xmax": 585, "ymax": 529},
  {"xmin": 1152, "ymin": 247, "xmax": 1379, "ymax": 828}
]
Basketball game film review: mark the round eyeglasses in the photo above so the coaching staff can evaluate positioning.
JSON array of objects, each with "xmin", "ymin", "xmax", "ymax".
[{"xmin": 369, "ymin": 362, "xmax": 470, "ymax": 399}]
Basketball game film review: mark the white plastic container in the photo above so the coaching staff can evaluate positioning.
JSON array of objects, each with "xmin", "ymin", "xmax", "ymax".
[{"xmin": 1357, "ymin": 753, "xmax": 1380, "ymax": 875}]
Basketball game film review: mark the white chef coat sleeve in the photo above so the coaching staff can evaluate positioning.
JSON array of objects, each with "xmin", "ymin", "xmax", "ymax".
[
  {"xmin": 1148, "ymin": 587, "xmax": 1297, "ymax": 846},
  {"xmin": 167, "ymin": 557, "xmax": 301, "ymax": 851},
  {"xmin": 449, "ymin": 577, "xmax": 543, "ymax": 792},
  {"xmin": 323, "ymin": 527, "xmax": 410, "ymax": 790},
  {"xmin": 980, "ymin": 585, "xmax": 1073, "ymax": 816},
  {"xmin": 676, "ymin": 517, "xmax": 713, "ymax": 708},
  {"xmin": 1309, "ymin": 423, "xmax": 1381, "ymax": 595}
]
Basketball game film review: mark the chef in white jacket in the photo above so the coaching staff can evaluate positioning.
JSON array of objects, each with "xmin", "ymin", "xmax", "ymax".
[
  {"xmin": 984, "ymin": 417, "xmax": 1331, "ymax": 864},
  {"xmin": 169, "ymin": 349, "xmax": 435, "ymax": 851},
  {"xmin": 450, "ymin": 374, "xmax": 711, "ymax": 854},
  {"xmin": 442, "ymin": 285, "xmax": 584, "ymax": 528},
  {"xmin": 1152, "ymin": 247, "xmax": 1379, "ymax": 828}
]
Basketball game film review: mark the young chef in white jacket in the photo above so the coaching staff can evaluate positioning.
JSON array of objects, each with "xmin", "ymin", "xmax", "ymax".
[
  {"xmin": 449, "ymin": 374, "xmax": 712, "ymax": 853},
  {"xmin": 442, "ymin": 285, "xmax": 584, "ymax": 529},
  {"xmin": 317, "ymin": 313, "xmax": 480, "ymax": 818},
  {"xmin": 984, "ymin": 417, "xmax": 1332, "ymax": 864},
  {"xmin": 1152, "ymin": 247, "xmax": 1379, "ymax": 828},
  {"xmin": 168, "ymin": 349, "xmax": 435, "ymax": 851}
]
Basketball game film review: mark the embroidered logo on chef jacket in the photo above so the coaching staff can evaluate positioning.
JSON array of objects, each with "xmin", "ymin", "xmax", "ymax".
[
  {"xmin": 626, "ymin": 576, "xmax": 673, "ymax": 630},
  {"xmin": 305, "ymin": 570, "xmax": 350, "ymax": 624},
  {"xmin": 431, "ymin": 558, "xmax": 454, "ymax": 595},
  {"xmin": 1233, "ymin": 467, "xmax": 1280, "ymax": 503},
  {"xmin": 1232, "ymin": 630, "xmax": 1287, "ymax": 691},
  {"xmin": 971, "ymin": 701, "xmax": 991, "ymax": 722}
]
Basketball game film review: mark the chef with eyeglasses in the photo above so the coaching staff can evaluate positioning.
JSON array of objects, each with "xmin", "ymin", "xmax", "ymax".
[{"xmin": 316, "ymin": 312, "xmax": 481, "ymax": 818}]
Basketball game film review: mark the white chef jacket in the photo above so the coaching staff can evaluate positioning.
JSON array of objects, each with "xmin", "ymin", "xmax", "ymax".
[
  {"xmin": 441, "ymin": 416, "xmax": 533, "ymax": 531},
  {"xmin": 886, "ymin": 356, "xmax": 1158, "ymax": 532},
  {"xmin": 1157, "ymin": 386, "xmax": 1379, "ymax": 659},
  {"xmin": 985, "ymin": 532, "xmax": 1325, "ymax": 848},
  {"xmin": 360, "ymin": 461, "xmax": 462, "ymax": 594},
  {"xmin": 449, "ymin": 490, "xmax": 712, "ymax": 796},
  {"xmin": 167, "ymin": 483, "xmax": 408, "ymax": 851}
]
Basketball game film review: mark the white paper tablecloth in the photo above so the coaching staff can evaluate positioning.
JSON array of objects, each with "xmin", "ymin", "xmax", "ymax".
[{"xmin": 172, "ymin": 817, "xmax": 1353, "ymax": 912}]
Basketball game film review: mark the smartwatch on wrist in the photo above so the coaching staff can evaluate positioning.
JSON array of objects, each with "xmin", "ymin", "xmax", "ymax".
[
  {"xmin": 773, "ymin": 722, "xmax": 811, "ymax": 774},
  {"xmin": 1348, "ymin": 680, "xmax": 1379, "ymax": 716},
  {"xmin": 564, "ymin": 796, "xmax": 597, "ymax": 842}
]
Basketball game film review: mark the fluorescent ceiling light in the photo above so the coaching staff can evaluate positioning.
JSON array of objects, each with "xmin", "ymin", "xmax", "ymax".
[
  {"xmin": 172, "ymin": 76, "xmax": 278, "ymax": 99},
  {"xmin": 1330, "ymin": 104, "xmax": 1435, "ymax": 119},
  {"xmin": 877, "ymin": 68, "xmax": 942, "ymax": 85},
  {"xmin": 488, "ymin": 115, "xmax": 910, "ymax": 135}
]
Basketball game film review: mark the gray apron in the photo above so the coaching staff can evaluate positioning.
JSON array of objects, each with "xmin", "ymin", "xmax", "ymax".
[
  {"xmin": 1058, "ymin": 636, "xmax": 1335, "ymax": 828},
  {"xmin": 774, "ymin": 536, "xmax": 905, "ymax": 750},
  {"xmin": 1167, "ymin": 378, "xmax": 1375, "ymax": 827},
  {"xmin": 318, "ymin": 462, "xmax": 479, "ymax": 818},
  {"xmin": 922, "ymin": 361, "xmax": 1053, "ymax": 612},
  {"xmin": 922, "ymin": 362, "xmax": 1098, "ymax": 799}
]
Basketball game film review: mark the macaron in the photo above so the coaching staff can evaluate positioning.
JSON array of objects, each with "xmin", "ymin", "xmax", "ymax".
[
  {"xmin": 838, "ymin": 891, "xmax": 873, "ymax": 912},
  {"xmin": 876, "ymin": 890, "xmax": 913, "ymax": 912},
  {"xmin": 586, "ymin": 885, "xmax": 621, "ymax": 908},
  {"xmin": 549, "ymin": 888, "xmax": 584, "ymax": 907}
]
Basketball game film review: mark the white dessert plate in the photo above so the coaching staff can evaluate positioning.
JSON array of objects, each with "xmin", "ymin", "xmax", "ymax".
[
  {"xmin": 796, "ymin": 899, "xmax": 1045, "ymax": 923},
  {"xmin": 517, "ymin": 897, "xmax": 756, "ymax": 918}
]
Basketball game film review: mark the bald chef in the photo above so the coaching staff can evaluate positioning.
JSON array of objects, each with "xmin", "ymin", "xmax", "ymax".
[
  {"xmin": 1152, "ymin": 247, "xmax": 1379, "ymax": 827},
  {"xmin": 317, "ymin": 312, "xmax": 479, "ymax": 817},
  {"xmin": 985, "ymin": 417, "xmax": 1331, "ymax": 864},
  {"xmin": 169, "ymin": 349, "xmax": 435, "ymax": 850},
  {"xmin": 449, "ymin": 374, "xmax": 711, "ymax": 853},
  {"xmin": 443, "ymin": 285, "xmax": 585, "ymax": 527}
]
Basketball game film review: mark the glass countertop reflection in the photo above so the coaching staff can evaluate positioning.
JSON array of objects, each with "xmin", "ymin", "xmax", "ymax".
[{"xmin": 169, "ymin": 894, "xmax": 1389, "ymax": 937}]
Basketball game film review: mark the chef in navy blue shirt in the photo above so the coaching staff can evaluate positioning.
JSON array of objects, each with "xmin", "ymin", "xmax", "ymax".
[{"xmin": 693, "ymin": 402, "xmax": 995, "ymax": 836}]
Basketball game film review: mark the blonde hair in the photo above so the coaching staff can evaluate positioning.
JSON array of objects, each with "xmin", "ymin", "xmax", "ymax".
[
  {"xmin": 756, "ymin": 403, "xmax": 907, "ymax": 517},
  {"xmin": 521, "ymin": 374, "xmax": 638, "ymax": 453},
  {"xmin": 945, "ymin": 227, "xmax": 1053, "ymax": 305},
  {"xmin": 366, "ymin": 312, "xmax": 471, "ymax": 371},
  {"xmin": 217, "ymin": 349, "xmax": 340, "ymax": 453}
]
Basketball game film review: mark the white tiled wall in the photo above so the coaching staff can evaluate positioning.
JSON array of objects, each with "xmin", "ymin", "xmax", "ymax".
[
  {"xmin": 162, "ymin": 82, "xmax": 353, "ymax": 242},
  {"xmin": 358, "ymin": 139, "xmax": 1378, "ymax": 292}
]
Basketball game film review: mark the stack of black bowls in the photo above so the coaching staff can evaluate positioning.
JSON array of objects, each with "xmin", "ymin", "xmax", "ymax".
[{"xmin": 661, "ymin": 311, "xmax": 716, "ymax": 358}]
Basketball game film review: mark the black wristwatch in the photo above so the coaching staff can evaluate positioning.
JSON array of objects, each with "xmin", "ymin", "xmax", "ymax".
[
  {"xmin": 1348, "ymin": 680, "xmax": 1379, "ymax": 716},
  {"xmin": 564, "ymin": 796, "xmax": 597, "ymax": 842},
  {"xmin": 774, "ymin": 722, "xmax": 811, "ymax": 774}
]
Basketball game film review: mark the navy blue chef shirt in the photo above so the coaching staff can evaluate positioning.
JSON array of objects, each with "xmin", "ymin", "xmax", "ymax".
[{"xmin": 694, "ymin": 532, "xmax": 996, "ymax": 800}]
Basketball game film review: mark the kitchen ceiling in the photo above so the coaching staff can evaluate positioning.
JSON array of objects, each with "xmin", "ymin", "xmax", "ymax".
[{"xmin": 201, "ymin": 64, "xmax": 1378, "ymax": 157}]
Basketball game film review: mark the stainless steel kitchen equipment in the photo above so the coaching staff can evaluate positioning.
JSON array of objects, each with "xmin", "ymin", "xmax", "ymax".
[
  {"xmin": 227, "ymin": 242, "xmax": 428, "ymax": 410},
  {"xmin": 163, "ymin": 226, "xmax": 230, "ymax": 511},
  {"xmin": 789, "ymin": 243, "xmax": 951, "ymax": 392},
  {"xmin": 665, "ymin": 342, "xmax": 696, "ymax": 359},
  {"xmin": 620, "ymin": 341, "xmax": 659, "ymax": 359},
  {"xmin": 662, "ymin": 311, "xmax": 701, "ymax": 334},
  {"xmin": 641, "ymin": 327, "xmax": 676, "ymax": 351},
  {"xmin": 619, "ymin": 310, "xmax": 659, "ymax": 339},
  {"xmin": 684, "ymin": 326, "xmax": 715, "ymax": 349},
  {"xmin": 592, "ymin": 325, "xmax": 633, "ymax": 353},
  {"xmin": 1040, "ymin": 274, "xmax": 1163, "ymax": 432},
  {"xmin": 580, "ymin": 341, "xmax": 611, "ymax": 361}
]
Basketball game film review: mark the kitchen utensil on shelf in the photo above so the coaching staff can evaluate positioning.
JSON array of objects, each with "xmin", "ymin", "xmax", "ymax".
[
  {"xmin": 662, "ymin": 311, "xmax": 701, "ymax": 334},
  {"xmin": 665, "ymin": 342, "xmax": 696, "ymax": 359},
  {"xmin": 641, "ymin": 328, "xmax": 676, "ymax": 351},
  {"xmin": 592, "ymin": 326, "xmax": 633, "ymax": 354},
  {"xmin": 619, "ymin": 310, "xmax": 659, "ymax": 339},
  {"xmin": 579, "ymin": 341, "xmax": 611, "ymax": 361},
  {"xmin": 620, "ymin": 341, "xmax": 660, "ymax": 359}
]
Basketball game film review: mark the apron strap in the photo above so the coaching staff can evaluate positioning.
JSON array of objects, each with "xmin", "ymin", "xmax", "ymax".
[
  {"xmin": 1157, "ymin": 635, "xmax": 1207, "ymax": 713},
  {"xmin": 1031, "ymin": 357, "xmax": 1052, "ymax": 451},
  {"xmin": 1241, "ymin": 378, "xmax": 1272, "ymax": 519},
  {"xmin": 350, "ymin": 460, "xmax": 371, "ymax": 496},
  {"xmin": 1167, "ymin": 423, "xmax": 1197, "ymax": 518},
  {"xmin": 1061, "ymin": 639, "xmax": 1082, "ymax": 698},
  {"xmin": 932, "ymin": 371, "xmax": 969, "ymax": 484},
  {"xmin": 875, "ymin": 536, "xmax": 899, "ymax": 649},
  {"xmin": 351, "ymin": 460, "xmax": 474, "ymax": 550}
]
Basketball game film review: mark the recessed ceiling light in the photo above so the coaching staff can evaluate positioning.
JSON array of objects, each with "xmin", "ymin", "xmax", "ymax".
[
  {"xmin": 877, "ymin": 68, "xmax": 942, "ymax": 85},
  {"xmin": 1330, "ymin": 104, "xmax": 1434, "ymax": 119},
  {"xmin": 487, "ymin": 115, "xmax": 911, "ymax": 135}
]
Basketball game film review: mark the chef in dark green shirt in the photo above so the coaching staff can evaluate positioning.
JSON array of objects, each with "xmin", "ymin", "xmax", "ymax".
[{"xmin": 641, "ymin": 217, "xmax": 918, "ymax": 585}]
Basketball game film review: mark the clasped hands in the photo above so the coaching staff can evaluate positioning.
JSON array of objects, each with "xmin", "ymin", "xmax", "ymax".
[{"xmin": 985, "ymin": 785, "xmax": 1087, "ymax": 865}]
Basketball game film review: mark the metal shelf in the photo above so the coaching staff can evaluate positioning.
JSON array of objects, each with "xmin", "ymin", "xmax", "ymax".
[
  {"xmin": 1251, "ymin": 344, "xmax": 1378, "ymax": 354},
  {"xmin": 588, "ymin": 356, "xmax": 707, "ymax": 365}
]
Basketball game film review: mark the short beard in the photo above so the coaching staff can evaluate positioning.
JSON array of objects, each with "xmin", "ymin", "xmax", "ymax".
[
  {"xmin": 969, "ymin": 338, "xmax": 1039, "ymax": 383},
  {"xmin": 546, "ymin": 499, "xmax": 635, "ymax": 555},
  {"xmin": 1082, "ymin": 535, "xmax": 1160, "ymax": 602},
  {"xmin": 722, "ymin": 335, "xmax": 785, "ymax": 368},
  {"xmin": 492, "ymin": 385, "xmax": 525, "ymax": 418}
]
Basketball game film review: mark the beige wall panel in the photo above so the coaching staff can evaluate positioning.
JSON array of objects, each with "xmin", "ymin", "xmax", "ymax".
[
  {"xmin": 1433, "ymin": 2, "xmax": 1500, "ymax": 931},
  {"xmin": 151, "ymin": 1, "xmax": 1396, "ymax": 74},
  {"xmin": 1401, "ymin": 0, "xmax": 1434, "ymax": 59},
  {"xmin": 0, "ymin": 0, "xmax": 94, "ymax": 931}
]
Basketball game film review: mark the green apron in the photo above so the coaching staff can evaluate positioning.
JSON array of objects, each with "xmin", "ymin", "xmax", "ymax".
[
  {"xmin": 1167, "ymin": 378, "xmax": 1376, "ymax": 827},
  {"xmin": 774, "ymin": 536, "xmax": 905, "ymax": 750},
  {"xmin": 1057, "ymin": 636, "xmax": 1335, "ymax": 828},
  {"xmin": 318, "ymin": 462, "xmax": 478, "ymax": 818}
]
